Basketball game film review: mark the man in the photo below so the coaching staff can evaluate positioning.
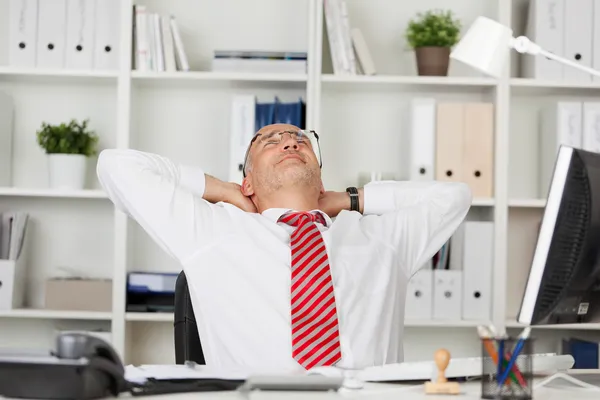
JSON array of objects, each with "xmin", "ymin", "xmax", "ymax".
[{"xmin": 97, "ymin": 123, "xmax": 472, "ymax": 372}]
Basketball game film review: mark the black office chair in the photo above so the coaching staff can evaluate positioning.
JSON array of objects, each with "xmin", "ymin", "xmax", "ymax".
[{"xmin": 174, "ymin": 271, "xmax": 206, "ymax": 365}]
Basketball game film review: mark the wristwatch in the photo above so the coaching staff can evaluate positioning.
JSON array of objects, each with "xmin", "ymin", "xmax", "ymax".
[{"xmin": 346, "ymin": 187, "xmax": 359, "ymax": 212}]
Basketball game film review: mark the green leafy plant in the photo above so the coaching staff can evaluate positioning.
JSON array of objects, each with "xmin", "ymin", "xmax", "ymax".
[
  {"xmin": 36, "ymin": 118, "xmax": 99, "ymax": 156},
  {"xmin": 405, "ymin": 9, "xmax": 462, "ymax": 49}
]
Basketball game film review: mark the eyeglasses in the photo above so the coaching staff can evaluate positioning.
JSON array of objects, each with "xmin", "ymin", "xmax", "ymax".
[{"xmin": 242, "ymin": 129, "xmax": 322, "ymax": 177}]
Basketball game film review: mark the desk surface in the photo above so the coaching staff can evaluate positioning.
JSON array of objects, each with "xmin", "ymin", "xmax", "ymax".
[{"xmin": 119, "ymin": 381, "xmax": 600, "ymax": 400}]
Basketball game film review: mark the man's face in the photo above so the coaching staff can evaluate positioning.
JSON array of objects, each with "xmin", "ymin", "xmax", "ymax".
[{"xmin": 243, "ymin": 124, "xmax": 322, "ymax": 195}]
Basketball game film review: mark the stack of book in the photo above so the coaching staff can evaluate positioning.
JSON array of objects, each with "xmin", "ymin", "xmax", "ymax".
[
  {"xmin": 323, "ymin": 0, "xmax": 376, "ymax": 75},
  {"xmin": 212, "ymin": 51, "xmax": 307, "ymax": 74},
  {"xmin": 132, "ymin": 4, "xmax": 189, "ymax": 72}
]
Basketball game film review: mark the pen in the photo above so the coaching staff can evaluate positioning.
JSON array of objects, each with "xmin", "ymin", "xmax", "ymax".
[
  {"xmin": 477, "ymin": 326, "xmax": 526, "ymax": 387},
  {"xmin": 497, "ymin": 327, "xmax": 531, "ymax": 389}
]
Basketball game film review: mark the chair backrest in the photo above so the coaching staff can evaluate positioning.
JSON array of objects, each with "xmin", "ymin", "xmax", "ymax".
[{"xmin": 174, "ymin": 271, "xmax": 205, "ymax": 365}]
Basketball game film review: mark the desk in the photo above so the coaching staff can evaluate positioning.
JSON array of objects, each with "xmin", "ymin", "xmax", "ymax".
[{"xmin": 115, "ymin": 380, "xmax": 599, "ymax": 400}]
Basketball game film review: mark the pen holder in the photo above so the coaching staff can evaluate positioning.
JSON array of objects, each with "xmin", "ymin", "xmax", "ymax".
[{"xmin": 480, "ymin": 337, "xmax": 534, "ymax": 400}]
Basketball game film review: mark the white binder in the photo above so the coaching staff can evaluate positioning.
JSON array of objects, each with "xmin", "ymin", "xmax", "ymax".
[
  {"xmin": 539, "ymin": 102, "xmax": 583, "ymax": 197},
  {"xmin": 408, "ymin": 98, "xmax": 436, "ymax": 181},
  {"xmin": 583, "ymin": 102, "xmax": 600, "ymax": 153},
  {"xmin": 456, "ymin": 222, "xmax": 494, "ymax": 321},
  {"xmin": 432, "ymin": 270, "xmax": 462, "ymax": 320},
  {"xmin": 405, "ymin": 267, "xmax": 433, "ymax": 320},
  {"xmin": 229, "ymin": 95, "xmax": 256, "ymax": 184},
  {"xmin": 9, "ymin": 0, "xmax": 38, "ymax": 67},
  {"xmin": 0, "ymin": 92, "xmax": 14, "ymax": 187},
  {"xmin": 36, "ymin": 0, "xmax": 67, "ymax": 69},
  {"xmin": 93, "ymin": 0, "xmax": 120, "ymax": 70},
  {"xmin": 522, "ymin": 0, "xmax": 565, "ymax": 80},
  {"xmin": 593, "ymin": 0, "xmax": 600, "ymax": 82},
  {"xmin": 564, "ymin": 0, "xmax": 594, "ymax": 82},
  {"xmin": 65, "ymin": 0, "xmax": 96, "ymax": 70}
]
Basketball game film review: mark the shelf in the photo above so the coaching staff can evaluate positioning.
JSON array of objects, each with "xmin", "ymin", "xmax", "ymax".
[
  {"xmin": 405, "ymin": 319, "xmax": 489, "ymax": 328},
  {"xmin": 506, "ymin": 320, "xmax": 600, "ymax": 331},
  {"xmin": 0, "ymin": 309, "xmax": 112, "ymax": 320},
  {"xmin": 321, "ymin": 74, "xmax": 497, "ymax": 91},
  {"xmin": 510, "ymin": 78, "xmax": 600, "ymax": 95},
  {"xmin": 125, "ymin": 312, "xmax": 174, "ymax": 322},
  {"xmin": 0, "ymin": 187, "xmax": 108, "ymax": 199},
  {"xmin": 472, "ymin": 198, "xmax": 495, "ymax": 207},
  {"xmin": 0, "ymin": 67, "xmax": 118, "ymax": 84},
  {"xmin": 508, "ymin": 198, "xmax": 546, "ymax": 208}
]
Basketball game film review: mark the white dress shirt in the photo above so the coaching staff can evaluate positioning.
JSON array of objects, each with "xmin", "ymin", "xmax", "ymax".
[{"xmin": 97, "ymin": 149, "xmax": 472, "ymax": 372}]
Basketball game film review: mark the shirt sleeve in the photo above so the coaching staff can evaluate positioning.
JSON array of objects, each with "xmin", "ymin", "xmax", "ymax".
[
  {"xmin": 361, "ymin": 180, "xmax": 472, "ymax": 277},
  {"xmin": 96, "ymin": 148, "xmax": 235, "ymax": 265}
]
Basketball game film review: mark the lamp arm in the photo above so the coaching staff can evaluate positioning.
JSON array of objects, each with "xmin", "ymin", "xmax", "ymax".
[
  {"xmin": 511, "ymin": 35, "xmax": 600, "ymax": 78},
  {"xmin": 539, "ymin": 49, "xmax": 600, "ymax": 78}
]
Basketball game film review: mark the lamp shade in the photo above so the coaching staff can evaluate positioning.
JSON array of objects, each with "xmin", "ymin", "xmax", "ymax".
[{"xmin": 450, "ymin": 16, "xmax": 514, "ymax": 78}]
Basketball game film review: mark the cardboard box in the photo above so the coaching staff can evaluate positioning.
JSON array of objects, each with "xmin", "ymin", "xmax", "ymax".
[{"xmin": 45, "ymin": 278, "xmax": 112, "ymax": 312}]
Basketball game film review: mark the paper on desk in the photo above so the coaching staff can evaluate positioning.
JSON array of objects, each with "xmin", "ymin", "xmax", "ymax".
[{"xmin": 125, "ymin": 364, "xmax": 251, "ymax": 384}]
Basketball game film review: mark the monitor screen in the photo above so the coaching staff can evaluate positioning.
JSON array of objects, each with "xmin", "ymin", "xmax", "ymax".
[{"xmin": 518, "ymin": 146, "xmax": 600, "ymax": 325}]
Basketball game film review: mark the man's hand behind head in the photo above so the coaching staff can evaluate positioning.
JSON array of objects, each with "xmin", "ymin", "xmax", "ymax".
[{"xmin": 224, "ymin": 182, "xmax": 258, "ymax": 213}]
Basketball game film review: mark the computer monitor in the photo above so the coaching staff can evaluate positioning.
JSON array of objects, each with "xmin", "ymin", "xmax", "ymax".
[{"xmin": 518, "ymin": 145, "xmax": 600, "ymax": 325}]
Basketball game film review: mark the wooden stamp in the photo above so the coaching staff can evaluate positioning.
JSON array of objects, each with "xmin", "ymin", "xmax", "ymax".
[{"xmin": 424, "ymin": 349, "xmax": 460, "ymax": 395}]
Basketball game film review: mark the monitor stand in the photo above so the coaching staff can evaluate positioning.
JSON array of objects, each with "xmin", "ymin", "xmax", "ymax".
[{"xmin": 536, "ymin": 371, "xmax": 600, "ymax": 391}]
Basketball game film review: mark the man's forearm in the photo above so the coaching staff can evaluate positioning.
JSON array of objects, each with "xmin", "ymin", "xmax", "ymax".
[{"xmin": 202, "ymin": 174, "xmax": 231, "ymax": 204}]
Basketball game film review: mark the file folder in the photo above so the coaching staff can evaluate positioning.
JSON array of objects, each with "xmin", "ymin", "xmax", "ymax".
[
  {"xmin": 36, "ymin": 0, "xmax": 67, "ymax": 69},
  {"xmin": 405, "ymin": 268, "xmax": 433, "ymax": 320},
  {"xmin": 435, "ymin": 103, "xmax": 464, "ymax": 183},
  {"xmin": 594, "ymin": 0, "xmax": 600, "ymax": 82},
  {"xmin": 65, "ymin": 0, "xmax": 95, "ymax": 70},
  {"xmin": 229, "ymin": 95, "xmax": 256, "ymax": 184},
  {"xmin": 564, "ymin": 0, "xmax": 594, "ymax": 82},
  {"xmin": 433, "ymin": 270, "xmax": 462, "ymax": 320},
  {"xmin": 8, "ymin": 0, "xmax": 38, "ymax": 67},
  {"xmin": 409, "ymin": 98, "xmax": 436, "ymax": 181},
  {"xmin": 583, "ymin": 102, "xmax": 600, "ymax": 153},
  {"xmin": 452, "ymin": 222, "xmax": 494, "ymax": 321},
  {"xmin": 522, "ymin": 0, "xmax": 565, "ymax": 80},
  {"xmin": 539, "ymin": 102, "xmax": 583, "ymax": 196},
  {"xmin": 0, "ymin": 93, "xmax": 14, "ymax": 187},
  {"xmin": 463, "ymin": 103, "xmax": 494, "ymax": 198},
  {"xmin": 93, "ymin": 0, "xmax": 120, "ymax": 70}
]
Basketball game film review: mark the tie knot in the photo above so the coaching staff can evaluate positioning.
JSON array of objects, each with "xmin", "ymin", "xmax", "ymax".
[{"xmin": 278, "ymin": 211, "xmax": 325, "ymax": 227}]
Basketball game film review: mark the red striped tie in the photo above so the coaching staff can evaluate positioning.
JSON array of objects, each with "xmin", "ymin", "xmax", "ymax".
[{"xmin": 278, "ymin": 211, "xmax": 341, "ymax": 370}]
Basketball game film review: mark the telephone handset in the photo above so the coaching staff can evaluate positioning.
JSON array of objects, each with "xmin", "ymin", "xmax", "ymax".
[{"xmin": 0, "ymin": 332, "xmax": 129, "ymax": 399}]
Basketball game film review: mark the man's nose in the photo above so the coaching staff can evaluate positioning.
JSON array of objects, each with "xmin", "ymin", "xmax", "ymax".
[{"xmin": 281, "ymin": 134, "xmax": 299, "ymax": 150}]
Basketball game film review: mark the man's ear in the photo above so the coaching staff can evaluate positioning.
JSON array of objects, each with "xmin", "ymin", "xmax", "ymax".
[{"xmin": 241, "ymin": 176, "xmax": 254, "ymax": 197}]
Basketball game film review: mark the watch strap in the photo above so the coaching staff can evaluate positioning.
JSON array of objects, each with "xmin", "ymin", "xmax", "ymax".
[{"xmin": 346, "ymin": 187, "xmax": 359, "ymax": 212}]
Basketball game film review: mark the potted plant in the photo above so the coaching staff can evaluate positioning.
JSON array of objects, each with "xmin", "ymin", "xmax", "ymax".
[
  {"xmin": 36, "ymin": 118, "xmax": 99, "ymax": 190},
  {"xmin": 405, "ymin": 9, "xmax": 462, "ymax": 76}
]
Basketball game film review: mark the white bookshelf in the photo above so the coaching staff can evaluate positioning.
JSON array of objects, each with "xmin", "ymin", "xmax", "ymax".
[{"xmin": 1, "ymin": 0, "xmax": 600, "ymax": 366}]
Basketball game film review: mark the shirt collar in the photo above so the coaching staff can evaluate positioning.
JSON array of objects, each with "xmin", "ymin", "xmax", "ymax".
[{"xmin": 262, "ymin": 208, "xmax": 332, "ymax": 228}]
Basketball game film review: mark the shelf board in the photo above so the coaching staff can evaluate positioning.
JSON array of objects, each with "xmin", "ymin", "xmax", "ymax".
[
  {"xmin": 321, "ymin": 74, "xmax": 497, "ymax": 90},
  {"xmin": 0, "ymin": 67, "xmax": 118, "ymax": 83},
  {"xmin": 125, "ymin": 312, "xmax": 174, "ymax": 322},
  {"xmin": 131, "ymin": 70, "xmax": 307, "ymax": 84},
  {"xmin": 0, "ymin": 309, "xmax": 112, "ymax": 320},
  {"xmin": 472, "ymin": 198, "xmax": 495, "ymax": 207},
  {"xmin": 511, "ymin": 78, "xmax": 600, "ymax": 94},
  {"xmin": 508, "ymin": 198, "xmax": 546, "ymax": 208},
  {"xmin": 506, "ymin": 320, "xmax": 600, "ymax": 330},
  {"xmin": 405, "ymin": 319, "xmax": 489, "ymax": 328},
  {"xmin": 0, "ymin": 187, "xmax": 108, "ymax": 199}
]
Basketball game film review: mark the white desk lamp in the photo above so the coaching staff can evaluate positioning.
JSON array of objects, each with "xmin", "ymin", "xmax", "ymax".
[{"xmin": 450, "ymin": 16, "xmax": 600, "ymax": 78}]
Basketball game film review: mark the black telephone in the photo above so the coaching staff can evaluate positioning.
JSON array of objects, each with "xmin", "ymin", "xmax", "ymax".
[{"xmin": 0, "ymin": 332, "xmax": 129, "ymax": 399}]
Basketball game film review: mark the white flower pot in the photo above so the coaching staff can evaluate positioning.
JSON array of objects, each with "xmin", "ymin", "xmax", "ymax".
[{"xmin": 48, "ymin": 154, "xmax": 87, "ymax": 190}]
